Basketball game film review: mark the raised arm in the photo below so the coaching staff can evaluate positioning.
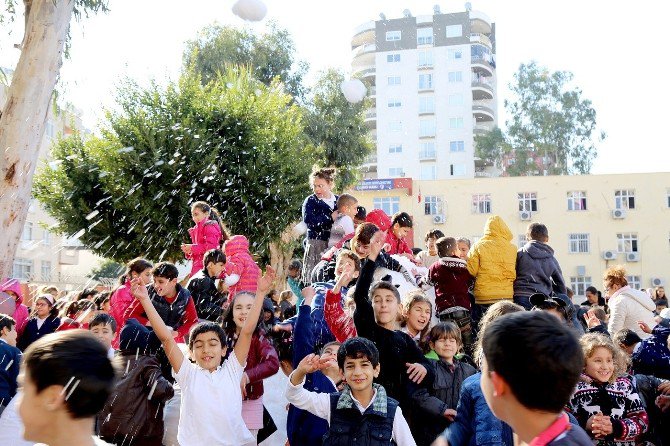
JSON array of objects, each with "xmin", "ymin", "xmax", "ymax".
[{"xmin": 354, "ymin": 232, "xmax": 386, "ymax": 341}]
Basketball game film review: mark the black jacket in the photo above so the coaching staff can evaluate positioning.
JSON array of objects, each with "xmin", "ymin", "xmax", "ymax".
[{"xmin": 187, "ymin": 269, "xmax": 225, "ymax": 322}]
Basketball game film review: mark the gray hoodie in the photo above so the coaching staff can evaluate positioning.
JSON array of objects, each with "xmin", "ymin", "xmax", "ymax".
[{"xmin": 513, "ymin": 240, "xmax": 567, "ymax": 298}]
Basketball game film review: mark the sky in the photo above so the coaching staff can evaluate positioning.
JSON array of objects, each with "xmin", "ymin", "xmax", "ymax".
[{"xmin": 1, "ymin": 0, "xmax": 668, "ymax": 174}]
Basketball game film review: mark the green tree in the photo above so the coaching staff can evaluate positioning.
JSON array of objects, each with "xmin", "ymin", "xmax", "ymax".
[
  {"xmin": 89, "ymin": 259, "xmax": 124, "ymax": 280},
  {"xmin": 505, "ymin": 61, "xmax": 605, "ymax": 175},
  {"xmin": 304, "ymin": 69, "xmax": 373, "ymax": 189},
  {"xmin": 183, "ymin": 21, "xmax": 308, "ymax": 100},
  {"xmin": 33, "ymin": 67, "xmax": 315, "ymax": 266},
  {"xmin": 474, "ymin": 126, "xmax": 508, "ymax": 166}
]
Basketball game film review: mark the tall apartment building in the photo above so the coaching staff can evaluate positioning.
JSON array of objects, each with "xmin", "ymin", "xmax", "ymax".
[{"xmin": 352, "ymin": 4, "xmax": 497, "ymax": 180}]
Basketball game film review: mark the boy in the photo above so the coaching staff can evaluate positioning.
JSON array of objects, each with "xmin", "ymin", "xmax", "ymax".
[
  {"xmin": 328, "ymin": 193, "xmax": 358, "ymax": 248},
  {"xmin": 513, "ymin": 223, "xmax": 567, "ymax": 310},
  {"xmin": 89, "ymin": 313, "xmax": 117, "ymax": 359},
  {"xmin": 285, "ymin": 337, "xmax": 416, "ymax": 446},
  {"xmin": 416, "ymin": 229, "xmax": 445, "ymax": 269},
  {"xmin": 18, "ymin": 330, "xmax": 117, "ymax": 446},
  {"xmin": 354, "ymin": 205, "xmax": 367, "ymax": 227},
  {"xmin": 614, "ymin": 324, "xmax": 670, "ymax": 379},
  {"xmin": 0, "ymin": 314, "xmax": 20, "ymax": 416},
  {"xmin": 130, "ymin": 265, "xmax": 276, "ymax": 446},
  {"xmin": 286, "ymin": 258, "xmax": 304, "ymax": 301},
  {"xmin": 385, "ymin": 211, "xmax": 416, "ymax": 260},
  {"xmin": 423, "ymin": 236, "xmax": 474, "ymax": 315},
  {"xmin": 187, "ymin": 248, "xmax": 227, "ymax": 322}
]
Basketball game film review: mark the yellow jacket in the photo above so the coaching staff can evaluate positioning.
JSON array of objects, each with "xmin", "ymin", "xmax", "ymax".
[{"xmin": 466, "ymin": 215, "xmax": 517, "ymax": 305}]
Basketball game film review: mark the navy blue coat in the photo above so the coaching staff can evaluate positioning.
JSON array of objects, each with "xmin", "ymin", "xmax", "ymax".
[
  {"xmin": 0, "ymin": 339, "xmax": 21, "ymax": 406},
  {"xmin": 302, "ymin": 194, "xmax": 337, "ymax": 241}
]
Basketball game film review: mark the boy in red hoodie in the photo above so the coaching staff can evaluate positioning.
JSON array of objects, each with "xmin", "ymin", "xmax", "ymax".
[{"xmin": 223, "ymin": 235, "xmax": 262, "ymax": 299}]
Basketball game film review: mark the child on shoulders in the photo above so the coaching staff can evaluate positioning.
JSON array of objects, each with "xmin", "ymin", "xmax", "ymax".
[
  {"xmin": 223, "ymin": 235, "xmax": 261, "ymax": 300},
  {"xmin": 181, "ymin": 201, "xmax": 225, "ymax": 278},
  {"xmin": 328, "ymin": 194, "xmax": 358, "ymax": 248},
  {"xmin": 415, "ymin": 230, "xmax": 444, "ymax": 269}
]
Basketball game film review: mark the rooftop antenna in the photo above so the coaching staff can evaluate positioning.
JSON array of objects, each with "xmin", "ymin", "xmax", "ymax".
[
  {"xmin": 433, "ymin": 4, "xmax": 441, "ymax": 14},
  {"xmin": 403, "ymin": 9, "xmax": 412, "ymax": 18},
  {"xmin": 465, "ymin": 2, "xmax": 472, "ymax": 11}
]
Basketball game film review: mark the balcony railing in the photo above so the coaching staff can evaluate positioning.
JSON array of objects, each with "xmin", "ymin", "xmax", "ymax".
[
  {"xmin": 363, "ymin": 154, "xmax": 377, "ymax": 164},
  {"xmin": 418, "ymin": 151, "xmax": 437, "ymax": 161},
  {"xmin": 470, "ymin": 33, "xmax": 492, "ymax": 48},
  {"xmin": 365, "ymin": 110, "xmax": 377, "ymax": 120}
]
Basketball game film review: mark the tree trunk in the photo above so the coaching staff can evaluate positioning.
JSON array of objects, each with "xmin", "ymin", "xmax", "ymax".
[
  {"xmin": 269, "ymin": 224, "xmax": 299, "ymax": 291},
  {"xmin": 0, "ymin": 0, "xmax": 75, "ymax": 278}
]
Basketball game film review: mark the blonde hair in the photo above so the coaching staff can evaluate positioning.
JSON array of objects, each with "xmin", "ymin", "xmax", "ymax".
[
  {"xmin": 579, "ymin": 333, "xmax": 628, "ymax": 383},
  {"xmin": 401, "ymin": 290, "xmax": 433, "ymax": 341},
  {"xmin": 603, "ymin": 265, "xmax": 628, "ymax": 288},
  {"xmin": 279, "ymin": 290, "xmax": 293, "ymax": 303}
]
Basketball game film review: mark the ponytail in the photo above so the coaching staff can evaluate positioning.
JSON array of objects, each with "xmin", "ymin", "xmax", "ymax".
[{"xmin": 192, "ymin": 200, "xmax": 229, "ymax": 246}]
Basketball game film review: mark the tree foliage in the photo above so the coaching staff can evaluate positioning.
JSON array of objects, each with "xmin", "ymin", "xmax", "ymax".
[
  {"xmin": 474, "ymin": 126, "xmax": 508, "ymax": 166},
  {"xmin": 33, "ymin": 67, "xmax": 315, "ymax": 263},
  {"xmin": 504, "ymin": 61, "xmax": 605, "ymax": 175},
  {"xmin": 89, "ymin": 259, "xmax": 123, "ymax": 280}
]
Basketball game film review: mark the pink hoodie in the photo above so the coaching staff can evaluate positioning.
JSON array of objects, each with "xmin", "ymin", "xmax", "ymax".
[
  {"xmin": 109, "ymin": 280, "xmax": 134, "ymax": 349},
  {"xmin": 0, "ymin": 278, "xmax": 30, "ymax": 336},
  {"xmin": 187, "ymin": 218, "xmax": 223, "ymax": 276},
  {"xmin": 224, "ymin": 235, "xmax": 261, "ymax": 299}
]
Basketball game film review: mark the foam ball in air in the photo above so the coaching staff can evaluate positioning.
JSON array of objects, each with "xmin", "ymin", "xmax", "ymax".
[
  {"xmin": 232, "ymin": 0, "xmax": 267, "ymax": 22},
  {"xmin": 293, "ymin": 222, "xmax": 307, "ymax": 236},
  {"xmin": 340, "ymin": 79, "xmax": 367, "ymax": 103}
]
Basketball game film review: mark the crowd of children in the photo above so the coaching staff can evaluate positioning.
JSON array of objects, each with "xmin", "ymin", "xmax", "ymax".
[{"xmin": 0, "ymin": 165, "xmax": 668, "ymax": 446}]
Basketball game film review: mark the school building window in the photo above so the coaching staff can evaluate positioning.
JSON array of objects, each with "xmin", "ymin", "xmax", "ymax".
[
  {"xmin": 419, "ymin": 74, "xmax": 433, "ymax": 90},
  {"xmin": 387, "ymin": 53, "xmax": 401, "ymax": 63},
  {"xmin": 626, "ymin": 275, "xmax": 641, "ymax": 290},
  {"xmin": 449, "ymin": 117, "xmax": 464, "ymax": 129},
  {"xmin": 22, "ymin": 221, "xmax": 33, "ymax": 241},
  {"xmin": 388, "ymin": 167, "xmax": 404, "ymax": 177},
  {"xmin": 472, "ymin": 193, "xmax": 492, "ymax": 214},
  {"xmin": 421, "ymin": 164, "xmax": 437, "ymax": 180},
  {"xmin": 417, "ymin": 27, "xmax": 433, "ymax": 45},
  {"xmin": 12, "ymin": 258, "xmax": 33, "ymax": 280},
  {"xmin": 615, "ymin": 189, "xmax": 635, "ymax": 209},
  {"xmin": 567, "ymin": 191, "xmax": 587, "ymax": 211},
  {"xmin": 570, "ymin": 276, "xmax": 592, "ymax": 297},
  {"xmin": 386, "ymin": 31, "xmax": 401, "ymax": 41},
  {"xmin": 617, "ymin": 233, "xmax": 638, "ymax": 253},
  {"xmin": 667, "ymin": 189, "xmax": 670, "ymax": 208},
  {"xmin": 517, "ymin": 234, "xmax": 527, "ymax": 248},
  {"xmin": 424, "ymin": 196, "xmax": 443, "ymax": 215},
  {"xmin": 419, "ymin": 120, "xmax": 436, "ymax": 138},
  {"xmin": 387, "ymin": 98, "xmax": 402, "ymax": 108},
  {"xmin": 417, "ymin": 50, "xmax": 434, "ymax": 67},
  {"xmin": 374, "ymin": 197, "xmax": 400, "ymax": 216},
  {"xmin": 448, "ymin": 49, "xmax": 463, "ymax": 60},
  {"xmin": 450, "ymin": 141, "xmax": 465, "ymax": 152},
  {"xmin": 388, "ymin": 144, "xmax": 402, "ymax": 154},
  {"xmin": 419, "ymin": 96, "xmax": 435, "ymax": 114},
  {"xmin": 568, "ymin": 233, "xmax": 590, "ymax": 253},
  {"xmin": 448, "ymin": 71, "xmax": 463, "ymax": 83},
  {"xmin": 420, "ymin": 142, "xmax": 436, "ymax": 158},
  {"xmin": 388, "ymin": 76, "xmax": 401, "ymax": 86},
  {"xmin": 451, "ymin": 164, "xmax": 467, "ymax": 177},
  {"xmin": 518, "ymin": 192, "xmax": 538, "ymax": 212},
  {"xmin": 42, "ymin": 229, "xmax": 51, "ymax": 246}
]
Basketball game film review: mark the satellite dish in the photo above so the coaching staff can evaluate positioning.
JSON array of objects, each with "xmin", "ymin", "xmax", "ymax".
[
  {"xmin": 0, "ymin": 292, "xmax": 16, "ymax": 317},
  {"xmin": 232, "ymin": 0, "xmax": 267, "ymax": 22},
  {"xmin": 340, "ymin": 79, "xmax": 367, "ymax": 104}
]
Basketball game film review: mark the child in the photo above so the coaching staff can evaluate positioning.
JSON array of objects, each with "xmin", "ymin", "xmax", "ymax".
[
  {"xmin": 18, "ymin": 330, "xmax": 116, "ymax": 446},
  {"xmin": 0, "ymin": 314, "xmax": 20, "ymax": 416},
  {"xmin": 17, "ymin": 294, "xmax": 60, "ymax": 351},
  {"xmin": 57, "ymin": 299, "xmax": 97, "ymax": 331},
  {"xmin": 456, "ymin": 237, "xmax": 471, "ymax": 260},
  {"xmin": 424, "ymin": 237, "xmax": 474, "ymax": 315},
  {"xmin": 77, "ymin": 288, "xmax": 100, "ymax": 302},
  {"xmin": 466, "ymin": 215, "xmax": 517, "ymax": 323},
  {"xmin": 513, "ymin": 223, "xmax": 567, "ymax": 310},
  {"xmin": 223, "ymin": 235, "xmax": 261, "ymax": 300},
  {"xmin": 98, "ymin": 318, "xmax": 174, "ymax": 446},
  {"xmin": 181, "ymin": 200, "xmax": 226, "ymax": 277},
  {"xmin": 614, "ymin": 322, "xmax": 670, "ymax": 379},
  {"xmin": 416, "ymin": 229, "xmax": 445, "ymax": 269},
  {"xmin": 285, "ymin": 336, "xmax": 416, "ymax": 445},
  {"xmin": 385, "ymin": 211, "xmax": 416, "ymax": 260},
  {"xmin": 301, "ymin": 167, "xmax": 338, "ymax": 285},
  {"xmin": 567, "ymin": 333, "xmax": 648, "ymax": 445},
  {"xmin": 324, "ymin": 270, "xmax": 358, "ymax": 343},
  {"xmin": 472, "ymin": 311, "xmax": 591, "ymax": 446},
  {"xmin": 109, "ymin": 257, "xmax": 153, "ymax": 348},
  {"xmin": 89, "ymin": 313, "xmax": 117, "ymax": 359},
  {"xmin": 130, "ymin": 265, "xmax": 276, "ymax": 446},
  {"xmin": 0, "ymin": 279, "xmax": 29, "ymax": 336},
  {"xmin": 400, "ymin": 291, "xmax": 433, "ymax": 344},
  {"xmin": 354, "ymin": 205, "xmax": 367, "ymax": 227},
  {"xmin": 411, "ymin": 322, "xmax": 477, "ymax": 446},
  {"xmin": 278, "ymin": 290, "xmax": 294, "ymax": 320},
  {"xmin": 583, "ymin": 306, "xmax": 609, "ymax": 334},
  {"xmin": 187, "ymin": 248, "xmax": 226, "ymax": 322},
  {"xmin": 286, "ymin": 259, "xmax": 303, "ymax": 300},
  {"xmin": 221, "ymin": 291, "xmax": 280, "ymax": 438},
  {"xmin": 327, "ymin": 193, "xmax": 358, "ymax": 248},
  {"xmin": 530, "ymin": 292, "xmax": 569, "ymax": 322},
  {"xmin": 95, "ymin": 291, "xmax": 111, "ymax": 314}
]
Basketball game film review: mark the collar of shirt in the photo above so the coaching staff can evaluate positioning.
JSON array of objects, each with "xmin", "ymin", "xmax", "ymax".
[{"xmin": 529, "ymin": 413, "xmax": 570, "ymax": 446}]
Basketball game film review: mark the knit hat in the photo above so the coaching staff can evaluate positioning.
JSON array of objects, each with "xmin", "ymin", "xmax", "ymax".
[{"xmin": 365, "ymin": 209, "xmax": 391, "ymax": 232}]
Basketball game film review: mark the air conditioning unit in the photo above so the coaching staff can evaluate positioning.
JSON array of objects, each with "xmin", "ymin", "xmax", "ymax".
[
  {"xmin": 602, "ymin": 250, "xmax": 618, "ymax": 261},
  {"xmin": 626, "ymin": 252, "xmax": 640, "ymax": 262},
  {"xmin": 611, "ymin": 209, "xmax": 626, "ymax": 219},
  {"xmin": 433, "ymin": 214, "xmax": 446, "ymax": 224},
  {"xmin": 519, "ymin": 210, "xmax": 532, "ymax": 221},
  {"xmin": 650, "ymin": 277, "xmax": 665, "ymax": 287}
]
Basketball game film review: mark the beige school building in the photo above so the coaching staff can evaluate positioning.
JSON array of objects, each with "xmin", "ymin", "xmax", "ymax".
[{"xmin": 349, "ymin": 172, "xmax": 670, "ymax": 298}]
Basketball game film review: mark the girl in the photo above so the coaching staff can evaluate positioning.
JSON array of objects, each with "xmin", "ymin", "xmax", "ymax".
[
  {"xmin": 567, "ymin": 333, "xmax": 648, "ymax": 446},
  {"xmin": 109, "ymin": 257, "xmax": 153, "ymax": 348},
  {"xmin": 654, "ymin": 286, "xmax": 666, "ymax": 302},
  {"xmin": 278, "ymin": 290, "xmax": 294, "ymax": 320},
  {"xmin": 222, "ymin": 292, "xmax": 280, "ymax": 440},
  {"xmin": 17, "ymin": 294, "xmax": 60, "ymax": 351},
  {"xmin": 400, "ymin": 291, "xmax": 433, "ymax": 345},
  {"xmin": 0, "ymin": 278, "xmax": 29, "ymax": 336},
  {"xmin": 57, "ymin": 299, "xmax": 97, "ymax": 331},
  {"xmin": 301, "ymin": 167, "xmax": 338, "ymax": 285},
  {"xmin": 181, "ymin": 201, "xmax": 227, "ymax": 277},
  {"xmin": 412, "ymin": 322, "xmax": 477, "ymax": 446}
]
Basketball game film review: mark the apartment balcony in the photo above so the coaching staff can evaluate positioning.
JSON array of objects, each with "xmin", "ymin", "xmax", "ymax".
[
  {"xmin": 474, "ymin": 124, "xmax": 492, "ymax": 135},
  {"xmin": 360, "ymin": 153, "xmax": 378, "ymax": 174},
  {"xmin": 352, "ymin": 21, "xmax": 375, "ymax": 48},
  {"xmin": 470, "ymin": 33, "xmax": 493, "ymax": 48},
  {"xmin": 469, "ymin": 10, "xmax": 492, "ymax": 34},
  {"xmin": 353, "ymin": 67, "xmax": 376, "ymax": 85},
  {"xmin": 471, "ymin": 78, "xmax": 494, "ymax": 100},
  {"xmin": 369, "ymin": 86, "xmax": 376, "ymax": 97},
  {"xmin": 352, "ymin": 43, "xmax": 376, "ymax": 69},
  {"xmin": 364, "ymin": 109, "xmax": 377, "ymax": 129},
  {"xmin": 473, "ymin": 104, "xmax": 494, "ymax": 122},
  {"xmin": 418, "ymin": 150, "xmax": 437, "ymax": 161},
  {"xmin": 471, "ymin": 55, "xmax": 495, "ymax": 76}
]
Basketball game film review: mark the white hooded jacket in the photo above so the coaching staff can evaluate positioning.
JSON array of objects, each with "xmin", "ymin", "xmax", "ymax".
[{"xmin": 608, "ymin": 285, "xmax": 657, "ymax": 339}]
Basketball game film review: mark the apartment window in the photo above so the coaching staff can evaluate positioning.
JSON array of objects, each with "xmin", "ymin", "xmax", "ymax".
[
  {"xmin": 448, "ymin": 94, "xmax": 464, "ymax": 106},
  {"xmin": 41, "ymin": 261, "xmax": 52, "ymax": 281},
  {"xmin": 446, "ymin": 24, "xmax": 463, "ymax": 38},
  {"xmin": 448, "ymin": 49, "xmax": 463, "ymax": 60},
  {"xmin": 450, "ymin": 141, "xmax": 465, "ymax": 152},
  {"xmin": 387, "ymin": 53, "xmax": 401, "ymax": 63},
  {"xmin": 388, "ymin": 121, "xmax": 402, "ymax": 132},
  {"xmin": 424, "ymin": 196, "xmax": 443, "ymax": 215},
  {"xmin": 567, "ymin": 191, "xmax": 587, "ymax": 211},
  {"xmin": 569, "ymin": 233, "xmax": 590, "ymax": 253},
  {"xmin": 615, "ymin": 189, "xmax": 635, "ymax": 210},
  {"xmin": 451, "ymin": 164, "xmax": 467, "ymax": 177},
  {"xmin": 419, "ymin": 96, "xmax": 435, "ymax": 114},
  {"xmin": 448, "ymin": 71, "xmax": 463, "ymax": 83},
  {"xmin": 518, "ymin": 192, "xmax": 538, "ymax": 212},
  {"xmin": 570, "ymin": 276, "xmax": 592, "ymax": 297},
  {"xmin": 417, "ymin": 50, "xmax": 434, "ymax": 67},
  {"xmin": 12, "ymin": 258, "xmax": 33, "ymax": 280},
  {"xmin": 374, "ymin": 197, "xmax": 400, "ymax": 216},
  {"xmin": 42, "ymin": 229, "xmax": 51, "ymax": 246},
  {"xmin": 420, "ymin": 142, "xmax": 436, "ymax": 158},
  {"xmin": 419, "ymin": 120, "xmax": 436, "ymax": 138},
  {"xmin": 388, "ymin": 167, "xmax": 404, "ymax": 177},
  {"xmin": 472, "ymin": 193, "xmax": 492, "ymax": 214},
  {"xmin": 22, "ymin": 222, "xmax": 33, "ymax": 241},
  {"xmin": 417, "ymin": 27, "xmax": 433, "ymax": 45},
  {"xmin": 388, "ymin": 144, "xmax": 402, "ymax": 154},
  {"xmin": 387, "ymin": 76, "xmax": 401, "ymax": 86},
  {"xmin": 387, "ymin": 98, "xmax": 402, "ymax": 108},
  {"xmin": 627, "ymin": 276, "xmax": 641, "ymax": 290},
  {"xmin": 449, "ymin": 117, "xmax": 464, "ymax": 129},
  {"xmin": 386, "ymin": 31, "xmax": 401, "ymax": 41},
  {"xmin": 45, "ymin": 120, "xmax": 55, "ymax": 139},
  {"xmin": 617, "ymin": 233, "xmax": 638, "ymax": 253},
  {"xmin": 421, "ymin": 164, "xmax": 437, "ymax": 180},
  {"xmin": 518, "ymin": 234, "xmax": 527, "ymax": 248},
  {"xmin": 418, "ymin": 74, "xmax": 433, "ymax": 90}
]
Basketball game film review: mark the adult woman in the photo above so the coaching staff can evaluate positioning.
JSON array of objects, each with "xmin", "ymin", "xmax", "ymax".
[
  {"xmin": 654, "ymin": 286, "xmax": 666, "ymax": 302},
  {"xmin": 605, "ymin": 265, "xmax": 656, "ymax": 339}
]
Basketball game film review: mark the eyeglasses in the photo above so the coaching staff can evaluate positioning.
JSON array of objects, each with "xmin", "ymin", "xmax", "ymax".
[{"xmin": 35, "ymin": 302, "xmax": 48, "ymax": 307}]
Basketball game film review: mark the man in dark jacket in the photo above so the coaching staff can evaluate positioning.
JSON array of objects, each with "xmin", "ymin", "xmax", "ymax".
[
  {"xmin": 513, "ymin": 223, "xmax": 567, "ymax": 310},
  {"xmin": 187, "ymin": 249, "xmax": 226, "ymax": 322}
]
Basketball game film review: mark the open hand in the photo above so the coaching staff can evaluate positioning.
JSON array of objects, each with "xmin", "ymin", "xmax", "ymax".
[
  {"xmin": 130, "ymin": 278, "xmax": 149, "ymax": 301},
  {"xmin": 369, "ymin": 231, "xmax": 386, "ymax": 260},
  {"xmin": 301, "ymin": 286, "xmax": 316, "ymax": 306},
  {"xmin": 584, "ymin": 310, "xmax": 601, "ymax": 329},
  {"xmin": 657, "ymin": 380, "xmax": 670, "ymax": 394},
  {"xmin": 297, "ymin": 353, "xmax": 336, "ymax": 375},
  {"xmin": 257, "ymin": 265, "xmax": 276, "ymax": 295},
  {"xmin": 637, "ymin": 320, "xmax": 652, "ymax": 334}
]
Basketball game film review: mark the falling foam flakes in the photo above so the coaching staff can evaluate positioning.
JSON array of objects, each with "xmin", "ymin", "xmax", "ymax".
[
  {"xmin": 48, "ymin": 160, "xmax": 63, "ymax": 169},
  {"xmin": 118, "ymin": 146, "xmax": 135, "ymax": 154},
  {"xmin": 85, "ymin": 210, "xmax": 99, "ymax": 220},
  {"xmin": 147, "ymin": 380, "xmax": 158, "ymax": 400},
  {"xmin": 71, "ymin": 228, "xmax": 86, "ymax": 239}
]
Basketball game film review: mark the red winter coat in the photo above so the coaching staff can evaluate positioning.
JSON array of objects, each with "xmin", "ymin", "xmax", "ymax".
[
  {"xmin": 187, "ymin": 218, "xmax": 222, "ymax": 276},
  {"xmin": 325, "ymin": 289, "xmax": 357, "ymax": 342},
  {"xmin": 0, "ymin": 278, "xmax": 30, "ymax": 336},
  {"xmin": 109, "ymin": 280, "xmax": 135, "ymax": 349},
  {"xmin": 243, "ymin": 331, "xmax": 280, "ymax": 401},
  {"xmin": 385, "ymin": 230, "xmax": 413, "ymax": 256},
  {"xmin": 224, "ymin": 235, "xmax": 261, "ymax": 299}
]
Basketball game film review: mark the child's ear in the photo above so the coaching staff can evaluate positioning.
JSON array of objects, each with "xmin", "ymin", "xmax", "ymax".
[
  {"xmin": 352, "ymin": 270, "xmax": 360, "ymax": 279},
  {"xmin": 373, "ymin": 364, "xmax": 381, "ymax": 378},
  {"xmin": 490, "ymin": 371, "xmax": 508, "ymax": 398},
  {"xmin": 42, "ymin": 385, "xmax": 67, "ymax": 412}
]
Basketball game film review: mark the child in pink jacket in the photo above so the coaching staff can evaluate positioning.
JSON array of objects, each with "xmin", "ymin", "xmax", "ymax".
[
  {"xmin": 223, "ymin": 235, "xmax": 261, "ymax": 299},
  {"xmin": 181, "ymin": 201, "xmax": 225, "ymax": 277},
  {"xmin": 0, "ymin": 278, "xmax": 29, "ymax": 336}
]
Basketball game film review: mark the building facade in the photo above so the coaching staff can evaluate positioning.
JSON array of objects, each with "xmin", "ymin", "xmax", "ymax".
[
  {"xmin": 351, "ymin": 172, "xmax": 670, "ymax": 297},
  {"xmin": 352, "ymin": 5, "xmax": 498, "ymax": 181}
]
